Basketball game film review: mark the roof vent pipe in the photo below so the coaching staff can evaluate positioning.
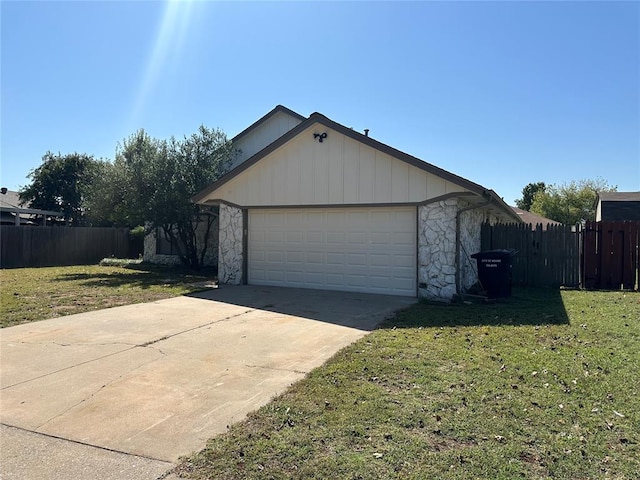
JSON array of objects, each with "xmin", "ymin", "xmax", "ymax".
[
  {"xmin": 1, "ymin": 187, "xmax": 7, "ymax": 195},
  {"xmin": 364, "ymin": 129, "xmax": 369, "ymax": 137}
]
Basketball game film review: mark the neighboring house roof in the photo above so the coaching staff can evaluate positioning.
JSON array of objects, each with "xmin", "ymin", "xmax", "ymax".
[
  {"xmin": 1, "ymin": 189, "xmax": 31, "ymax": 225},
  {"xmin": 0, "ymin": 189, "xmax": 25, "ymax": 210},
  {"xmin": 597, "ymin": 191, "xmax": 640, "ymax": 202},
  {"xmin": 193, "ymin": 109, "xmax": 521, "ymax": 223},
  {"xmin": 596, "ymin": 191, "xmax": 640, "ymax": 221},
  {"xmin": 0, "ymin": 188, "xmax": 64, "ymax": 224},
  {"xmin": 511, "ymin": 207, "xmax": 562, "ymax": 228}
]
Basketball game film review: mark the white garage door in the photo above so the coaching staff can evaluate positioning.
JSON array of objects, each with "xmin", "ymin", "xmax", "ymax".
[{"xmin": 248, "ymin": 207, "xmax": 416, "ymax": 296}]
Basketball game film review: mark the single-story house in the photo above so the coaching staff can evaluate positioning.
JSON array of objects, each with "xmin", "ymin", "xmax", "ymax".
[
  {"xmin": 0, "ymin": 188, "xmax": 64, "ymax": 226},
  {"xmin": 191, "ymin": 105, "xmax": 521, "ymax": 300},
  {"xmin": 510, "ymin": 206, "xmax": 562, "ymax": 229},
  {"xmin": 595, "ymin": 192, "xmax": 640, "ymax": 221}
]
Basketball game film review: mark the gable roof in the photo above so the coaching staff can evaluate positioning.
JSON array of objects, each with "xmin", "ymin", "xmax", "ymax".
[
  {"xmin": 193, "ymin": 109, "xmax": 520, "ymax": 222},
  {"xmin": 597, "ymin": 191, "xmax": 640, "ymax": 202},
  {"xmin": 231, "ymin": 105, "xmax": 306, "ymax": 143}
]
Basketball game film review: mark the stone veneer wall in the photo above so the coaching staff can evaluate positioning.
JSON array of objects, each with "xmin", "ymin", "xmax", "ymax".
[
  {"xmin": 143, "ymin": 218, "xmax": 219, "ymax": 267},
  {"xmin": 419, "ymin": 199, "xmax": 501, "ymax": 300},
  {"xmin": 458, "ymin": 203, "xmax": 485, "ymax": 292},
  {"xmin": 218, "ymin": 203, "xmax": 244, "ymax": 285},
  {"xmin": 459, "ymin": 205, "xmax": 503, "ymax": 292},
  {"xmin": 418, "ymin": 199, "xmax": 458, "ymax": 300}
]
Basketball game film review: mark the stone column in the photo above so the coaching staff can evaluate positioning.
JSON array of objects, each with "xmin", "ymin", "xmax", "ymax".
[
  {"xmin": 218, "ymin": 204, "xmax": 244, "ymax": 285},
  {"xmin": 418, "ymin": 199, "xmax": 458, "ymax": 300}
]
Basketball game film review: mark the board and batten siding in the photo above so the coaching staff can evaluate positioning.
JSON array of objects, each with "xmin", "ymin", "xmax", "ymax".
[
  {"xmin": 231, "ymin": 111, "xmax": 304, "ymax": 170},
  {"xmin": 212, "ymin": 125, "xmax": 469, "ymax": 206}
]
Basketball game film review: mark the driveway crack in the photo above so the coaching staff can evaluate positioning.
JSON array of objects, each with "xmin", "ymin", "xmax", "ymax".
[
  {"xmin": 137, "ymin": 309, "xmax": 255, "ymax": 347},
  {"xmin": 34, "ymin": 352, "xmax": 166, "ymax": 430},
  {"xmin": 2, "ymin": 309, "xmax": 255, "ymax": 390},
  {"xmin": 245, "ymin": 364, "xmax": 307, "ymax": 375}
]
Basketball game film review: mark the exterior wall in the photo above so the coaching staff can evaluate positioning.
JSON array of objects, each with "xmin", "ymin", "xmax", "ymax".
[
  {"xmin": 143, "ymin": 218, "xmax": 219, "ymax": 267},
  {"xmin": 458, "ymin": 203, "xmax": 483, "ymax": 291},
  {"xmin": 218, "ymin": 204, "xmax": 244, "ymax": 285},
  {"xmin": 418, "ymin": 199, "xmax": 458, "ymax": 300},
  {"xmin": 144, "ymin": 229, "xmax": 183, "ymax": 266},
  {"xmin": 458, "ymin": 204, "xmax": 500, "ymax": 292},
  {"xmin": 418, "ymin": 200, "xmax": 502, "ymax": 300},
  {"xmin": 600, "ymin": 201, "xmax": 640, "ymax": 221},
  {"xmin": 230, "ymin": 111, "xmax": 304, "ymax": 170},
  {"xmin": 207, "ymin": 125, "xmax": 469, "ymax": 207}
]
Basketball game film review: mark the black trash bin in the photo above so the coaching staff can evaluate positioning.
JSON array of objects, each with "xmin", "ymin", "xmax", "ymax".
[{"xmin": 471, "ymin": 249, "xmax": 518, "ymax": 298}]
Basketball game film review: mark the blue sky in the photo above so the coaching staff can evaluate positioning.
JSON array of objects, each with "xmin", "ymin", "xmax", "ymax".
[{"xmin": 2, "ymin": 1, "xmax": 639, "ymax": 205}]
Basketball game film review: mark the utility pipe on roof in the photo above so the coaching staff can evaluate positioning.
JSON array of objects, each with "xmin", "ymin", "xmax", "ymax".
[{"xmin": 455, "ymin": 194, "xmax": 491, "ymax": 295}]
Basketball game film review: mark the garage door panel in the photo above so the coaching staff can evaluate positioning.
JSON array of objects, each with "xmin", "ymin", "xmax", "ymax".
[
  {"xmin": 285, "ymin": 231, "xmax": 304, "ymax": 242},
  {"xmin": 306, "ymin": 252, "xmax": 324, "ymax": 264},
  {"xmin": 369, "ymin": 254, "xmax": 391, "ymax": 267},
  {"xmin": 326, "ymin": 253, "xmax": 345, "ymax": 265},
  {"xmin": 347, "ymin": 213, "xmax": 369, "ymax": 228},
  {"xmin": 285, "ymin": 212, "xmax": 304, "ymax": 225},
  {"xmin": 306, "ymin": 231, "xmax": 324, "ymax": 243},
  {"xmin": 347, "ymin": 232, "xmax": 367, "ymax": 245},
  {"xmin": 394, "ymin": 232, "xmax": 415, "ymax": 245},
  {"xmin": 395, "ymin": 254, "xmax": 415, "ymax": 268},
  {"xmin": 264, "ymin": 211, "xmax": 284, "ymax": 226},
  {"xmin": 325, "ymin": 273, "xmax": 345, "ymax": 286},
  {"xmin": 371, "ymin": 232, "xmax": 391, "ymax": 244},
  {"xmin": 346, "ymin": 253, "xmax": 367, "ymax": 266},
  {"xmin": 249, "ymin": 207, "xmax": 416, "ymax": 296},
  {"xmin": 286, "ymin": 251, "xmax": 304, "ymax": 263},
  {"xmin": 326, "ymin": 232, "xmax": 346, "ymax": 243},
  {"xmin": 267, "ymin": 251, "xmax": 283, "ymax": 262},
  {"xmin": 267, "ymin": 270, "xmax": 286, "ymax": 282}
]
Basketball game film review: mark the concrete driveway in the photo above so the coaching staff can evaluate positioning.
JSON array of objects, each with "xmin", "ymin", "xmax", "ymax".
[{"xmin": 1, "ymin": 285, "xmax": 415, "ymax": 479}]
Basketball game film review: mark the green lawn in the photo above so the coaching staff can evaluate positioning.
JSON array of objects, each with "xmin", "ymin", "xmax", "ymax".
[
  {"xmin": 0, "ymin": 264, "xmax": 215, "ymax": 328},
  {"xmin": 175, "ymin": 289, "xmax": 639, "ymax": 480}
]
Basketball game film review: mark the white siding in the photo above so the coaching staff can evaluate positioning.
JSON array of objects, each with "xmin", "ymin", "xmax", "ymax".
[
  {"xmin": 231, "ymin": 111, "xmax": 303, "ymax": 169},
  {"xmin": 207, "ymin": 125, "xmax": 469, "ymax": 207}
]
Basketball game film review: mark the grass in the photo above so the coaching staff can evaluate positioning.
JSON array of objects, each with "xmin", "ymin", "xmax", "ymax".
[
  {"xmin": 0, "ymin": 263, "xmax": 216, "ymax": 328},
  {"xmin": 175, "ymin": 288, "xmax": 640, "ymax": 480}
]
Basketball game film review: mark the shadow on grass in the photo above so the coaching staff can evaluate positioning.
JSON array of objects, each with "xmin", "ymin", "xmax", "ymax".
[
  {"xmin": 53, "ymin": 264, "xmax": 216, "ymax": 290},
  {"xmin": 384, "ymin": 287, "xmax": 570, "ymax": 329}
]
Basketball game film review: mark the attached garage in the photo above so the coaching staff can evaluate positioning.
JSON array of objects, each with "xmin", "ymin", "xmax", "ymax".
[
  {"xmin": 248, "ymin": 206, "xmax": 416, "ymax": 296},
  {"xmin": 193, "ymin": 106, "xmax": 520, "ymax": 300}
]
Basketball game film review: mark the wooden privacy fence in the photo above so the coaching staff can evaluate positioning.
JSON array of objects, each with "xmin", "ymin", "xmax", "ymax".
[
  {"xmin": 582, "ymin": 221, "xmax": 639, "ymax": 290},
  {"xmin": 0, "ymin": 226, "xmax": 135, "ymax": 268},
  {"xmin": 481, "ymin": 223, "xmax": 581, "ymax": 288}
]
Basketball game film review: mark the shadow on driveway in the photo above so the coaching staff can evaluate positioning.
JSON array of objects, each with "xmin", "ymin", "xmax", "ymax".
[{"xmin": 188, "ymin": 284, "xmax": 418, "ymax": 331}]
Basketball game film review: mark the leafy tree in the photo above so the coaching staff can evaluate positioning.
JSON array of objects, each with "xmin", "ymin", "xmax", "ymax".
[
  {"xmin": 89, "ymin": 126, "xmax": 235, "ymax": 267},
  {"xmin": 530, "ymin": 178, "xmax": 616, "ymax": 225},
  {"xmin": 19, "ymin": 152, "xmax": 103, "ymax": 225},
  {"xmin": 515, "ymin": 182, "xmax": 546, "ymax": 211}
]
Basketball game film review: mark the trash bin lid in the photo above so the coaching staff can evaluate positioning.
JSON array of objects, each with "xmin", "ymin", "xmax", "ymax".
[{"xmin": 471, "ymin": 249, "xmax": 518, "ymax": 259}]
